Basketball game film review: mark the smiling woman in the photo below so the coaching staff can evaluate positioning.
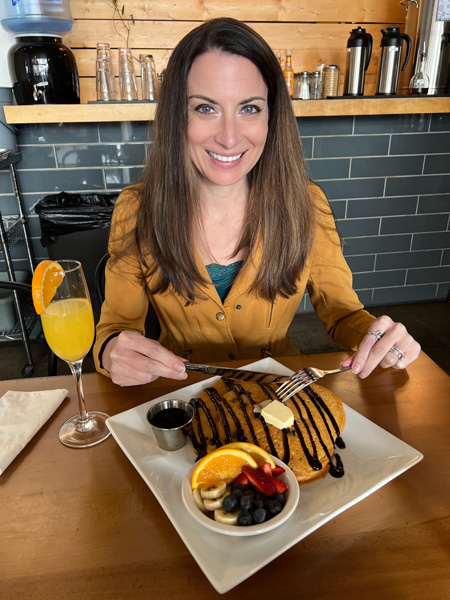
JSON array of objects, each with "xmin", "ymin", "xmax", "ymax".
[{"xmin": 93, "ymin": 17, "xmax": 420, "ymax": 389}]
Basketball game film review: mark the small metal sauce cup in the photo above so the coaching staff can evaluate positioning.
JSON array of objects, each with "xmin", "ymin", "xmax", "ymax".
[{"xmin": 146, "ymin": 399, "xmax": 194, "ymax": 451}]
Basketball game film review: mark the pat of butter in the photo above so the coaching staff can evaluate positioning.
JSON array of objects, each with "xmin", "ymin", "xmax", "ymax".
[{"xmin": 261, "ymin": 400, "xmax": 294, "ymax": 429}]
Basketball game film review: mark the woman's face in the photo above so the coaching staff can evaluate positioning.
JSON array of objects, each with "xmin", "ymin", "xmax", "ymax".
[{"xmin": 186, "ymin": 50, "xmax": 269, "ymax": 191}]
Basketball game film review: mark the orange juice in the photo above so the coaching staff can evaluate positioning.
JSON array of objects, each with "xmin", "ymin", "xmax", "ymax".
[{"xmin": 41, "ymin": 298, "xmax": 95, "ymax": 362}]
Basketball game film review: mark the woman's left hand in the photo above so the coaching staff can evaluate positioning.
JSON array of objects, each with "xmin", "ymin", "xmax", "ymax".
[{"xmin": 340, "ymin": 315, "xmax": 421, "ymax": 378}]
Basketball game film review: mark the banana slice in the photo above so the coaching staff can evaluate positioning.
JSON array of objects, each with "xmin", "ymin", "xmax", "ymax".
[
  {"xmin": 200, "ymin": 480, "xmax": 227, "ymax": 499},
  {"xmin": 214, "ymin": 508, "xmax": 240, "ymax": 525},
  {"xmin": 203, "ymin": 493, "xmax": 228, "ymax": 511},
  {"xmin": 192, "ymin": 488, "xmax": 208, "ymax": 512}
]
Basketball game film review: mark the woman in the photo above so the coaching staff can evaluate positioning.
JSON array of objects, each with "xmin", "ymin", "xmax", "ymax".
[{"xmin": 94, "ymin": 17, "xmax": 420, "ymax": 387}]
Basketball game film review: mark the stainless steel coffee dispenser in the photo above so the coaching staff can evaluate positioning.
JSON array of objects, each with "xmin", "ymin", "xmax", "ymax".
[
  {"xmin": 343, "ymin": 27, "xmax": 373, "ymax": 96},
  {"xmin": 402, "ymin": 0, "xmax": 450, "ymax": 95},
  {"xmin": 376, "ymin": 26, "xmax": 412, "ymax": 95}
]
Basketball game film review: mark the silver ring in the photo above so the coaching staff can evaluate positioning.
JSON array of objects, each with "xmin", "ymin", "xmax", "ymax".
[
  {"xmin": 367, "ymin": 330, "xmax": 383, "ymax": 342},
  {"xmin": 389, "ymin": 346, "xmax": 405, "ymax": 361}
]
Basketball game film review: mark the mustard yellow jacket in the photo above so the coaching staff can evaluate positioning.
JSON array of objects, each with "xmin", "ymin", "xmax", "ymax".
[{"xmin": 93, "ymin": 185, "xmax": 375, "ymax": 376}]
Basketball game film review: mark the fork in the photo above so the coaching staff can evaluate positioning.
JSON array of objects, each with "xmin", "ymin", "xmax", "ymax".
[
  {"xmin": 253, "ymin": 365, "xmax": 351, "ymax": 415},
  {"xmin": 275, "ymin": 365, "xmax": 351, "ymax": 402}
]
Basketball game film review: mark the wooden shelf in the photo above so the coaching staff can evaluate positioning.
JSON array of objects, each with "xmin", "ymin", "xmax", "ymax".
[{"xmin": 4, "ymin": 96, "xmax": 450, "ymax": 124}]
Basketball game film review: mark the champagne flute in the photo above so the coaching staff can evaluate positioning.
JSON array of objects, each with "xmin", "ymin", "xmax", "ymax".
[{"xmin": 40, "ymin": 260, "xmax": 110, "ymax": 448}]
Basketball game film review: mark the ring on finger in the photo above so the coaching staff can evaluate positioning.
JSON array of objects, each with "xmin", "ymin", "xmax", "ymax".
[
  {"xmin": 367, "ymin": 330, "xmax": 384, "ymax": 342},
  {"xmin": 389, "ymin": 346, "xmax": 405, "ymax": 361}
]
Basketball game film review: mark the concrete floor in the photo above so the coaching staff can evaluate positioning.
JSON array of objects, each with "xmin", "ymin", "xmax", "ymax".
[{"xmin": 0, "ymin": 301, "xmax": 449, "ymax": 380}]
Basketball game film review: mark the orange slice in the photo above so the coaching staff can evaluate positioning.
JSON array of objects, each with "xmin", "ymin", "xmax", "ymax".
[
  {"xmin": 191, "ymin": 448, "xmax": 258, "ymax": 489},
  {"xmin": 219, "ymin": 442, "xmax": 276, "ymax": 469},
  {"xmin": 31, "ymin": 260, "xmax": 65, "ymax": 315}
]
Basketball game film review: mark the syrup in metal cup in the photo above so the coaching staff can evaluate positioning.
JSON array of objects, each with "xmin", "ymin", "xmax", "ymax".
[{"xmin": 146, "ymin": 399, "xmax": 194, "ymax": 451}]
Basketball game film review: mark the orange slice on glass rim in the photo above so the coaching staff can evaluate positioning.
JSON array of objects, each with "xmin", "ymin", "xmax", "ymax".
[
  {"xmin": 190, "ymin": 447, "xmax": 258, "ymax": 489},
  {"xmin": 219, "ymin": 442, "xmax": 276, "ymax": 469},
  {"xmin": 31, "ymin": 260, "xmax": 65, "ymax": 315}
]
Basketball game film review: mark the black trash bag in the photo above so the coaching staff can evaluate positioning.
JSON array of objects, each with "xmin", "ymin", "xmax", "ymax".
[{"xmin": 35, "ymin": 191, "xmax": 118, "ymax": 247}]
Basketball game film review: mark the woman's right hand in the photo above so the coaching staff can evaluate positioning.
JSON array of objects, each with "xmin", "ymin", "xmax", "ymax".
[{"xmin": 102, "ymin": 330, "xmax": 188, "ymax": 387}]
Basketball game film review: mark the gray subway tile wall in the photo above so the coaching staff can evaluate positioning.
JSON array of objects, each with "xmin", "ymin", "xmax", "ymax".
[
  {"xmin": 389, "ymin": 131, "xmax": 450, "ymax": 155},
  {"xmin": 0, "ymin": 113, "xmax": 449, "ymax": 311},
  {"xmin": 350, "ymin": 155, "xmax": 424, "ymax": 178},
  {"xmin": 353, "ymin": 113, "xmax": 430, "ymax": 134},
  {"xmin": 347, "ymin": 196, "xmax": 417, "ymax": 218},
  {"xmin": 306, "ymin": 158, "xmax": 350, "ymax": 180}
]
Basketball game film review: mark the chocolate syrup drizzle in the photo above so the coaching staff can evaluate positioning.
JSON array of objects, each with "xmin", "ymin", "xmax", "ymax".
[{"xmin": 189, "ymin": 379, "xmax": 345, "ymax": 478}]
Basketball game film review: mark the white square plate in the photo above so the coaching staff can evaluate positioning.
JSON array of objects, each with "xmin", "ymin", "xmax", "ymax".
[{"xmin": 106, "ymin": 358, "xmax": 423, "ymax": 594}]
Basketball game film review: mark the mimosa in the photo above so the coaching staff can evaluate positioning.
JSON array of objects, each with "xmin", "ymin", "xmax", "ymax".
[
  {"xmin": 41, "ymin": 297, "xmax": 94, "ymax": 362},
  {"xmin": 33, "ymin": 259, "xmax": 109, "ymax": 448}
]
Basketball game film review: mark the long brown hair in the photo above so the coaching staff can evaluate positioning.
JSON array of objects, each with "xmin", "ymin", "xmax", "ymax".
[{"xmin": 114, "ymin": 17, "xmax": 317, "ymax": 303}]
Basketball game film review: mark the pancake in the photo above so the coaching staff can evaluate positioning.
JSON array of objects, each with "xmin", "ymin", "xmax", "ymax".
[{"xmin": 189, "ymin": 378, "xmax": 346, "ymax": 484}]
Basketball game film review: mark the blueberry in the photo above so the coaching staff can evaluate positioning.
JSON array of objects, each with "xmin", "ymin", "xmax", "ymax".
[
  {"xmin": 231, "ymin": 483, "xmax": 244, "ymax": 493},
  {"xmin": 237, "ymin": 511, "xmax": 253, "ymax": 526},
  {"xmin": 222, "ymin": 494, "xmax": 238, "ymax": 512},
  {"xmin": 240, "ymin": 494, "xmax": 252, "ymax": 511},
  {"xmin": 266, "ymin": 500, "xmax": 282, "ymax": 516},
  {"xmin": 275, "ymin": 493, "xmax": 286, "ymax": 506},
  {"xmin": 252, "ymin": 508, "xmax": 267, "ymax": 524},
  {"xmin": 244, "ymin": 488, "xmax": 254, "ymax": 500},
  {"xmin": 256, "ymin": 492, "xmax": 269, "ymax": 503},
  {"xmin": 252, "ymin": 498, "xmax": 264, "ymax": 510},
  {"xmin": 231, "ymin": 488, "xmax": 244, "ymax": 499}
]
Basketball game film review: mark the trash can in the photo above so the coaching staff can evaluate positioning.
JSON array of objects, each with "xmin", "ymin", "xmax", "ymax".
[{"xmin": 35, "ymin": 191, "xmax": 117, "ymax": 323}]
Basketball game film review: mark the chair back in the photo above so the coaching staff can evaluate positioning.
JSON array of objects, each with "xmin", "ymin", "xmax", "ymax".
[{"xmin": 0, "ymin": 280, "xmax": 58, "ymax": 376}]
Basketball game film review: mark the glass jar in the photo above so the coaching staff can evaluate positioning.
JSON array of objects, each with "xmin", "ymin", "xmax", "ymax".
[{"xmin": 322, "ymin": 65, "xmax": 340, "ymax": 98}]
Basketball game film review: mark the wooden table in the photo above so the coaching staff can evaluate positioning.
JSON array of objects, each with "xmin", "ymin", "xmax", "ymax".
[{"xmin": 1, "ymin": 352, "xmax": 449, "ymax": 600}]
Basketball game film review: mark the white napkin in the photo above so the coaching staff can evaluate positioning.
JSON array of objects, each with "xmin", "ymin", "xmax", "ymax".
[{"xmin": 0, "ymin": 388, "xmax": 68, "ymax": 474}]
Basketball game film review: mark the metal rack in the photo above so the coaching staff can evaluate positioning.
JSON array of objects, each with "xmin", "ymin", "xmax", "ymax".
[{"xmin": 0, "ymin": 150, "xmax": 37, "ymax": 377}]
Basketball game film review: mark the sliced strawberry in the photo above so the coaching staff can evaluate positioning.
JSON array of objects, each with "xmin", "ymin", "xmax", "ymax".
[
  {"xmin": 271, "ymin": 465, "xmax": 286, "ymax": 477},
  {"xmin": 260, "ymin": 462, "xmax": 273, "ymax": 477},
  {"xmin": 232, "ymin": 472, "xmax": 250, "ymax": 488},
  {"xmin": 241, "ymin": 465, "xmax": 278, "ymax": 495},
  {"xmin": 269, "ymin": 475, "xmax": 287, "ymax": 494}
]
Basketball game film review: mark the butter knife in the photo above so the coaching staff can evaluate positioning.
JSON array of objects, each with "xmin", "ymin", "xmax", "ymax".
[{"xmin": 184, "ymin": 362, "xmax": 290, "ymax": 384}]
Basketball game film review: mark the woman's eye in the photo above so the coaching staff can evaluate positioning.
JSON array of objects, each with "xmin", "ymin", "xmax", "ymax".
[
  {"xmin": 242, "ymin": 105, "xmax": 261, "ymax": 114},
  {"xmin": 195, "ymin": 104, "xmax": 215, "ymax": 114}
]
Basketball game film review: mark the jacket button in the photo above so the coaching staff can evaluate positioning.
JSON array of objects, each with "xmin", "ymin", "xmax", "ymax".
[
  {"xmin": 235, "ymin": 304, "xmax": 242, "ymax": 310},
  {"xmin": 215, "ymin": 312, "xmax": 225, "ymax": 321}
]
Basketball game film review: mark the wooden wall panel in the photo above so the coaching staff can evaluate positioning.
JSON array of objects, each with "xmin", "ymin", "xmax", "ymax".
[
  {"xmin": 70, "ymin": 0, "xmax": 405, "ymax": 24},
  {"xmin": 67, "ymin": 0, "xmax": 406, "ymax": 102}
]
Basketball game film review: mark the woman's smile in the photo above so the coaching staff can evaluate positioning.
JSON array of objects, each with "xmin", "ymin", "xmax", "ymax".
[{"xmin": 207, "ymin": 150, "xmax": 245, "ymax": 163}]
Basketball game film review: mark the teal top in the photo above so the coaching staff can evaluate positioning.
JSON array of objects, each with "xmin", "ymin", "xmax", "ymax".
[{"xmin": 205, "ymin": 261, "xmax": 244, "ymax": 302}]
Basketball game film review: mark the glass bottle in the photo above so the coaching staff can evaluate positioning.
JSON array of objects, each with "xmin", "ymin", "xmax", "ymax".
[
  {"xmin": 283, "ymin": 49, "xmax": 294, "ymax": 98},
  {"xmin": 409, "ymin": 45, "xmax": 429, "ymax": 95},
  {"xmin": 140, "ymin": 53, "xmax": 159, "ymax": 101},
  {"xmin": 96, "ymin": 42, "xmax": 116, "ymax": 101},
  {"xmin": 118, "ymin": 47, "xmax": 138, "ymax": 101}
]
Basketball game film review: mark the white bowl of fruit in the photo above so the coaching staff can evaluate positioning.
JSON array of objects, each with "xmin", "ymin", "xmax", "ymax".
[{"xmin": 181, "ymin": 442, "xmax": 299, "ymax": 536}]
